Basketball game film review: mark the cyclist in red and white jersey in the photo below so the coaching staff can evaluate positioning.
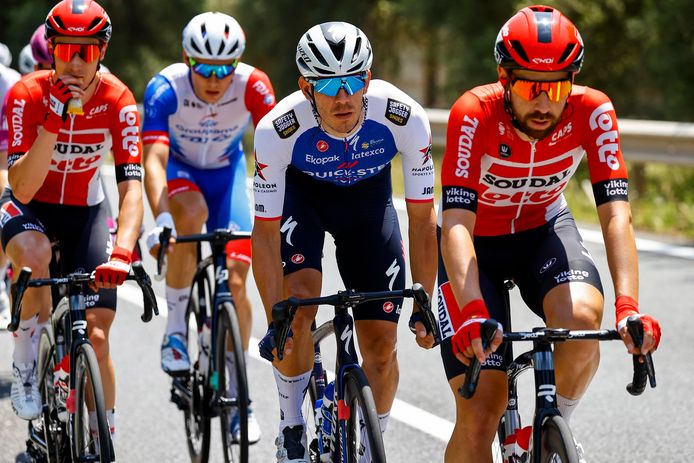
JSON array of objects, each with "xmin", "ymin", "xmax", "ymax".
[
  {"xmin": 1, "ymin": 0, "xmax": 143, "ymax": 438},
  {"xmin": 436, "ymin": 6, "xmax": 662, "ymax": 462}
]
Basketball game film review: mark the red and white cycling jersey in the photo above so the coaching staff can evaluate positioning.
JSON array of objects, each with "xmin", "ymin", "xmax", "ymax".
[
  {"xmin": 6, "ymin": 70, "xmax": 142, "ymax": 206},
  {"xmin": 441, "ymin": 82, "xmax": 628, "ymax": 236}
]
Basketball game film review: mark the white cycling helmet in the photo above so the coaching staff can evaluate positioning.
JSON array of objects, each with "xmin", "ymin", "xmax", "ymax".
[
  {"xmin": 182, "ymin": 12, "xmax": 245, "ymax": 61},
  {"xmin": 0, "ymin": 42, "xmax": 12, "ymax": 67},
  {"xmin": 296, "ymin": 21, "xmax": 373, "ymax": 78},
  {"xmin": 18, "ymin": 45, "xmax": 37, "ymax": 75}
]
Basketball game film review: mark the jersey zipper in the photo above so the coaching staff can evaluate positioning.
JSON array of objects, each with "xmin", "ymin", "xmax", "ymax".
[
  {"xmin": 59, "ymin": 115, "xmax": 76, "ymax": 204},
  {"xmin": 511, "ymin": 139, "xmax": 537, "ymax": 234}
]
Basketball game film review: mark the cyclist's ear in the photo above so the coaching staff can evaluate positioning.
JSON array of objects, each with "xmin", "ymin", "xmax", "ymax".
[
  {"xmin": 497, "ymin": 66, "xmax": 510, "ymax": 86},
  {"xmin": 298, "ymin": 76, "xmax": 313, "ymax": 100}
]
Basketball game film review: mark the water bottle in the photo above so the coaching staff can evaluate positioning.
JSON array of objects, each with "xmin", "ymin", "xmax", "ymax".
[
  {"xmin": 198, "ymin": 319, "xmax": 211, "ymax": 375},
  {"xmin": 318, "ymin": 381, "xmax": 335, "ymax": 462}
]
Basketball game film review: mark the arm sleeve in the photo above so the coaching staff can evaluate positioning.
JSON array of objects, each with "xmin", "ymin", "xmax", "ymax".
[
  {"xmin": 252, "ymin": 117, "xmax": 290, "ymax": 220},
  {"xmin": 5, "ymin": 80, "xmax": 38, "ymax": 169},
  {"xmin": 395, "ymin": 100, "xmax": 434, "ymax": 202},
  {"xmin": 244, "ymin": 69, "xmax": 276, "ymax": 127},
  {"xmin": 141, "ymin": 74, "xmax": 177, "ymax": 146},
  {"xmin": 110, "ymin": 88, "xmax": 143, "ymax": 183},
  {"xmin": 582, "ymin": 89, "xmax": 629, "ymax": 206},
  {"xmin": 440, "ymin": 92, "xmax": 486, "ymax": 213}
]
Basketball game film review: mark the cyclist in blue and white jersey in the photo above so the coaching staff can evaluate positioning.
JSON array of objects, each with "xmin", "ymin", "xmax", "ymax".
[
  {"xmin": 142, "ymin": 12, "xmax": 275, "ymax": 444},
  {"xmin": 253, "ymin": 22, "xmax": 438, "ymax": 462}
]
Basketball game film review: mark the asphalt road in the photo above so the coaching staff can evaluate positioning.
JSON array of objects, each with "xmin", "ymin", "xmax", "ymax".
[{"xmin": 1, "ymin": 176, "xmax": 692, "ymax": 462}]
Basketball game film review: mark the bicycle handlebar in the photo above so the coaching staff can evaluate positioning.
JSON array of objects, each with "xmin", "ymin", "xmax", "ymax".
[
  {"xmin": 271, "ymin": 284, "xmax": 439, "ymax": 361},
  {"xmin": 155, "ymin": 226, "xmax": 172, "ymax": 280},
  {"xmin": 6, "ymin": 262, "xmax": 159, "ymax": 332},
  {"xmin": 458, "ymin": 317, "xmax": 657, "ymax": 399}
]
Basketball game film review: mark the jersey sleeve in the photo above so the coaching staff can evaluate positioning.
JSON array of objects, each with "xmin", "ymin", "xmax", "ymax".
[
  {"xmin": 5, "ymin": 80, "xmax": 40, "ymax": 169},
  {"xmin": 252, "ymin": 115, "xmax": 290, "ymax": 220},
  {"xmin": 394, "ymin": 100, "xmax": 434, "ymax": 202},
  {"xmin": 142, "ymin": 74, "xmax": 177, "ymax": 146},
  {"xmin": 581, "ymin": 89, "xmax": 629, "ymax": 206},
  {"xmin": 440, "ymin": 92, "xmax": 486, "ymax": 213},
  {"xmin": 110, "ymin": 88, "xmax": 143, "ymax": 183},
  {"xmin": 244, "ymin": 69, "xmax": 276, "ymax": 127}
]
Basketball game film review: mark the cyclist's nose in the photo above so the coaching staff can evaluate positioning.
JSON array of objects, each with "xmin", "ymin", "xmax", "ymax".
[{"xmin": 533, "ymin": 92, "xmax": 552, "ymax": 112}]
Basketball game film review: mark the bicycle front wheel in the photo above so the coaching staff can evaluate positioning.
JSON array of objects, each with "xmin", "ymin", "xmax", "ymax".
[
  {"xmin": 341, "ymin": 368, "xmax": 385, "ymax": 463},
  {"xmin": 217, "ymin": 301, "xmax": 249, "ymax": 463},
  {"xmin": 72, "ymin": 342, "xmax": 113, "ymax": 462},
  {"xmin": 538, "ymin": 415, "xmax": 579, "ymax": 463}
]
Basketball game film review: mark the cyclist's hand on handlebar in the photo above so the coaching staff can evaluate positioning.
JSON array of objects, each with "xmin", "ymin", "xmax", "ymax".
[
  {"xmin": 409, "ymin": 311, "xmax": 435, "ymax": 349},
  {"xmin": 146, "ymin": 212, "xmax": 177, "ymax": 257},
  {"xmin": 615, "ymin": 296, "xmax": 661, "ymax": 355},
  {"xmin": 258, "ymin": 323, "xmax": 294, "ymax": 362},
  {"xmin": 450, "ymin": 299, "xmax": 503, "ymax": 365},
  {"xmin": 93, "ymin": 246, "xmax": 132, "ymax": 289}
]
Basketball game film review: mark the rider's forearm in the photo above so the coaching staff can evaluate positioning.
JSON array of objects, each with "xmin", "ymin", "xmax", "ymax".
[
  {"xmin": 8, "ymin": 130, "xmax": 59, "ymax": 203},
  {"xmin": 143, "ymin": 144, "xmax": 170, "ymax": 217},
  {"xmin": 440, "ymin": 211, "xmax": 483, "ymax": 308},
  {"xmin": 598, "ymin": 201, "xmax": 639, "ymax": 300},
  {"xmin": 114, "ymin": 180, "xmax": 144, "ymax": 252},
  {"xmin": 251, "ymin": 223, "xmax": 284, "ymax": 322},
  {"xmin": 408, "ymin": 207, "xmax": 437, "ymax": 298}
]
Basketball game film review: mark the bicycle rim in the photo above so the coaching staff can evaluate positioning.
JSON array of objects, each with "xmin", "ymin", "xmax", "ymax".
[
  {"xmin": 218, "ymin": 301, "xmax": 249, "ymax": 463},
  {"xmin": 341, "ymin": 368, "xmax": 386, "ymax": 463},
  {"xmin": 72, "ymin": 343, "xmax": 113, "ymax": 462},
  {"xmin": 538, "ymin": 415, "xmax": 579, "ymax": 463},
  {"xmin": 184, "ymin": 275, "xmax": 211, "ymax": 463}
]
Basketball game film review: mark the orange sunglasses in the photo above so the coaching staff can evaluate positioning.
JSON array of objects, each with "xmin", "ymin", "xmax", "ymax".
[
  {"xmin": 53, "ymin": 43, "xmax": 102, "ymax": 63},
  {"xmin": 511, "ymin": 78, "xmax": 572, "ymax": 102}
]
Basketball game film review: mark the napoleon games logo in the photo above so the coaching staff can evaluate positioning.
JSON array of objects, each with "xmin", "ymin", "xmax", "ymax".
[
  {"xmin": 316, "ymin": 140, "xmax": 329, "ymax": 152},
  {"xmin": 254, "ymin": 152, "xmax": 268, "ymax": 181}
]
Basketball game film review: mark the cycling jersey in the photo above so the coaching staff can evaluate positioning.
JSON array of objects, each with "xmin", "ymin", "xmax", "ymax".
[
  {"xmin": 441, "ymin": 83, "xmax": 629, "ymax": 236},
  {"xmin": 253, "ymin": 79, "xmax": 434, "ymax": 221},
  {"xmin": 6, "ymin": 70, "xmax": 143, "ymax": 206},
  {"xmin": 142, "ymin": 62, "xmax": 275, "ymax": 169},
  {"xmin": 0, "ymin": 64, "xmax": 21, "ymax": 152}
]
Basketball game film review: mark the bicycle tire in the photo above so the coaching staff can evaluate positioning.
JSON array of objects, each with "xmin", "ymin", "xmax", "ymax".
[
  {"xmin": 340, "ymin": 368, "xmax": 386, "ymax": 463},
  {"xmin": 72, "ymin": 342, "xmax": 113, "ymax": 462},
  {"xmin": 37, "ymin": 325, "xmax": 62, "ymax": 463},
  {"xmin": 537, "ymin": 415, "xmax": 579, "ymax": 463},
  {"xmin": 218, "ymin": 301, "xmax": 249, "ymax": 463},
  {"xmin": 184, "ymin": 270, "xmax": 212, "ymax": 463}
]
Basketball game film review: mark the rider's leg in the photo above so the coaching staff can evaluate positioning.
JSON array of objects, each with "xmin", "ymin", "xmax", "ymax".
[
  {"xmin": 271, "ymin": 268, "xmax": 321, "ymax": 428},
  {"xmin": 446, "ymin": 370, "xmax": 507, "ymax": 463},
  {"xmin": 354, "ymin": 320, "xmax": 398, "ymax": 416},
  {"xmin": 86, "ymin": 308, "xmax": 116, "ymax": 408},
  {"xmin": 6, "ymin": 231, "xmax": 52, "ymax": 363},
  {"xmin": 159, "ymin": 190, "xmax": 207, "ymax": 372},
  {"xmin": 543, "ymin": 282, "xmax": 603, "ymax": 423}
]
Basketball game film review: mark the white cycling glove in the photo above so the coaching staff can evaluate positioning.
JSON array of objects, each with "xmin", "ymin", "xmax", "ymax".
[{"xmin": 145, "ymin": 212, "xmax": 177, "ymax": 252}]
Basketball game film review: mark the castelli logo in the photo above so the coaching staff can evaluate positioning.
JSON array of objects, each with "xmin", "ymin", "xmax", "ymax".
[
  {"xmin": 316, "ymin": 140, "xmax": 329, "ymax": 152},
  {"xmin": 291, "ymin": 254, "xmax": 305, "ymax": 264},
  {"xmin": 383, "ymin": 301, "xmax": 394, "ymax": 313}
]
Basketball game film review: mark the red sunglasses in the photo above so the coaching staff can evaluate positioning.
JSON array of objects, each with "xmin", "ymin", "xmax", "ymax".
[{"xmin": 53, "ymin": 43, "xmax": 102, "ymax": 63}]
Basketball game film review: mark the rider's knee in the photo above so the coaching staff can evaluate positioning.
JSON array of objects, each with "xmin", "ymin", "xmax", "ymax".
[
  {"xmin": 174, "ymin": 201, "xmax": 207, "ymax": 231},
  {"xmin": 88, "ymin": 327, "xmax": 110, "ymax": 363},
  {"xmin": 228, "ymin": 271, "xmax": 247, "ymax": 301},
  {"xmin": 570, "ymin": 300, "xmax": 602, "ymax": 330},
  {"xmin": 455, "ymin": 396, "xmax": 505, "ymax": 439},
  {"xmin": 361, "ymin": 339, "xmax": 397, "ymax": 372},
  {"xmin": 12, "ymin": 234, "xmax": 51, "ymax": 271}
]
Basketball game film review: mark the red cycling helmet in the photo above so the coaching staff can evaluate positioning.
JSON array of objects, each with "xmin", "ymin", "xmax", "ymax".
[
  {"xmin": 494, "ymin": 5, "xmax": 584, "ymax": 73},
  {"xmin": 45, "ymin": 0, "xmax": 112, "ymax": 44}
]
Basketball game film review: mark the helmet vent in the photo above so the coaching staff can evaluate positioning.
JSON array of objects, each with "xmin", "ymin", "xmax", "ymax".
[
  {"xmin": 87, "ymin": 18, "xmax": 102, "ymax": 32},
  {"xmin": 308, "ymin": 41, "xmax": 329, "ymax": 67},
  {"xmin": 328, "ymin": 39, "xmax": 346, "ymax": 62},
  {"xmin": 52, "ymin": 16, "xmax": 67, "ymax": 31},
  {"xmin": 72, "ymin": 0, "xmax": 86, "ymax": 14},
  {"xmin": 314, "ymin": 66, "xmax": 336, "ymax": 76},
  {"xmin": 534, "ymin": 11, "xmax": 553, "ymax": 43},
  {"xmin": 509, "ymin": 40, "xmax": 529, "ymax": 62},
  {"xmin": 558, "ymin": 43, "xmax": 576, "ymax": 64},
  {"xmin": 200, "ymin": 23, "xmax": 207, "ymax": 38},
  {"xmin": 190, "ymin": 41, "xmax": 203, "ymax": 55},
  {"xmin": 352, "ymin": 37, "xmax": 362, "ymax": 63},
  {"xmin": 347, "ymin": 63, "xmax": 363, "ymax": 73}
]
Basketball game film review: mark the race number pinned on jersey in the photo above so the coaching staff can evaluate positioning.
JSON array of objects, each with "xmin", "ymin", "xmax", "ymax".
[
  {"xmin": 273, "ymin": 110, "xmax": 300, "ymax": 139},
  {"xmin": 385, "ymin": 98, "xmax": 411, "ymax": 126}
]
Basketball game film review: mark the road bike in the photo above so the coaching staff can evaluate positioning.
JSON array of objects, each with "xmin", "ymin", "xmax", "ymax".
[
  {"xmin": 461, "ymin": 282, "xmax": 656, "ymax": 463},
  {"xmin": 273, "ymin": 283, "xmax": 439, "ymax": 463},
  {"xmin": 157, "ymin": 227, "xmax": 251, "ymax": 463},
  {"xmin": 8, "ymin": 262, "xmax": 157, "ymax": 463}
]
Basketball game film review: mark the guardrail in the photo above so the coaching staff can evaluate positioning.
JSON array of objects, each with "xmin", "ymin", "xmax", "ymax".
[{"xmin": 426, "ymin": 109, "xmax": 694, "ymax": 165}]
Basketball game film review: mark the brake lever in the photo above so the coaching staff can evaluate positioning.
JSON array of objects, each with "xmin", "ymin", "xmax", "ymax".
[
  {"xmin": 410, "ymin": 283, "xmax": 441, "ymax": 344},
  {"xmin": 155, "ymin": 226, "xmax": 172, "ymax": 281}
]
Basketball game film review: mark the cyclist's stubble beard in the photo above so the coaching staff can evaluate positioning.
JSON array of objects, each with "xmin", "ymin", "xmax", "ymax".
[{"xmin": 516, "ymin": 110, "xmax": 561, "ymax": 140}]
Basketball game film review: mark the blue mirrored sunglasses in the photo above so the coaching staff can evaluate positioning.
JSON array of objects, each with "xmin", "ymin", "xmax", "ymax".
[
  {"xmin": 188, "ymin": 57, "xmax": 238, "ymax": 79},
  {"xmin": 308, "ymin": 72, "xmax": 368, "ymax": 97}
]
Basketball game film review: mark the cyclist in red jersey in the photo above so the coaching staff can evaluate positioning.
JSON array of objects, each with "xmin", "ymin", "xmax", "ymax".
[
  {"xmin": 1, "ymin": 0, "xmax": 143, "ymax": 439},
  {"xmin": 436, "ymin": 6, "xmax": 661, "ymax": 462}
]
